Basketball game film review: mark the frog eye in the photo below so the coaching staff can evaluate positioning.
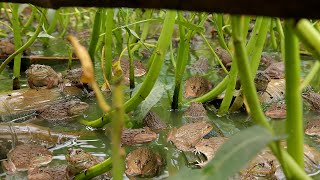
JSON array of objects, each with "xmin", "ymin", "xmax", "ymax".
[{"xmin": 76, "ymin": 149, "xmax": 83, "ymax": 154}]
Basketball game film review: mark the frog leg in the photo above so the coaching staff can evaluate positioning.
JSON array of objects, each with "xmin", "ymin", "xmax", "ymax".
[
  {"xmin": 46, "ymin": 77, "xmax": 55, "ymax": 89},
  {"xmin": 28, "ymin": 79, "xmax": 36, "ymax": 89}
]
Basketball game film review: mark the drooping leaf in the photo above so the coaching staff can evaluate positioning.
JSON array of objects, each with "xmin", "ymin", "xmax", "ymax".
[
  {"xmin": 136, "ymin": 80, "xmax": 172, "ymax": 120},
  {"xmin": 202, "ymin": 125, "xmax": 273, "ymax": 179}
]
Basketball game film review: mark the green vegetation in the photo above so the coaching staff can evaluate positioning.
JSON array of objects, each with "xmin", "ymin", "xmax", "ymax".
[{"xmin": 1, "ymin": 3, "xmax": 320, "ymax": 180}]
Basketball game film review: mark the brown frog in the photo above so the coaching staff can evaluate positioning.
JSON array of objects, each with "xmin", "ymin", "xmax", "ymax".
[
  {"xmin": 65, "ymin": 148, "xmax": 111, "ymax": 179},
  {"xmin": 183, "ymin": 102, "xmax": 208, "ymax": 121},
  {"xmin": 1, "ymin": 144, "xmax": 52, "ymax": 175},
  {"xmin": 215, "ymin": 47, "xmax": 232, "ymax": 69},
  {"xmin": 184, "ymin": 76, "xmax": 213, "ymax": 98},
  {"xmin": 240, "ymin": 151, "xmax": 277, "ymax": 179},
  {"xmin": 121, "ymin": 127, "xmax": 158, "ymax": 146},
  {"xmin": 188, "ymin": 58, "xmax": 209, "ymax": 74},
  {"xmin": 143, "ymin": 112, "xmax": 167, "ymax": 130},
  {"xmin": 254, "ymin": 71, "xmax": 271, "ymax": 93},
  {"xmin": 194, "ymin": 137, "xmax": 227, "ymax": 167},
  {"xmin": 64, "ymin": 68, "xmax": 84, "ymax": 87},
  {"xmin": 259, "ymin": 54, "xmax": 277, "ymax": 70},
  {"xmin": 28, "ymin": 165, "xmax": 69, "ymax": 180},
  {"xmin": 167, "ymin": 121, "xmax": 213, "ymax": 152},
  {"xmin": 302, "ymin": 91, "xmax": 320, "ymax": 112},
  {"xmin": 113, "ymin": 59, "xmax": 147, "ymax": 83},
  {"xmin": 36, "ymin": 99, "xmax": 89, "ymax": 121},
  {"xmin": 265, "ymin": 103, "xmax": 287, "ymax": 119},
  {"xmin": 305, "ymin": 119, "xmax": 320, "ymax": 136},
  {"xmin": 0, "ymin": 40, "xmax": 15, "ymax": 57},
  {"xmin": 25, "ymin": 64, "xmax": 63, "ymax": 89},
  {"xmin": 125, "ymin": 147, "xmax": 163, "ymax": 178},
  {"xmin": 264, "ymin": 62, "xmax": 285, "ymax": 79}
]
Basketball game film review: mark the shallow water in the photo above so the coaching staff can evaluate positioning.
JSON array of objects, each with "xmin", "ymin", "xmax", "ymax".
[{"xmin": 1, "ymin": 33, "xmax": 320, "ymax": 179}]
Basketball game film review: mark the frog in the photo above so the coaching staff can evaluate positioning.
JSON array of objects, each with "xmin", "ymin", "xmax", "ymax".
[
  {"xmin": 65, "ymin": 148, "xmax": 111, "ymax": 179},
  {"xmin": 113, "ymin": 58, "xmax": 147, "ymax": 84},
  {"xmin": 254, "ymin": 71, "xmax": 271, "ymax": 93},
  {"xmin": 264, "ymin": 102, "xmax": 287, "ymax": 119},
  {"xmin": 64, "ymin": 68, "xmax": 84, "ymax": 87},
  {"xmin": 302, "ymin": 91, "xmax": 320, "ymax": 112},
  {"xmin": 125, "ymin": 147, "xmax": 163, "ymax": 178},
  {"xmin": 240, "ymin": 151, "xmax": 277, "ymax": 179},
  {"xmin": 0, "ymin": 39, "xmax": 15, "ymax": 57},
  {"xmin": 143, "ymin": 111, "xmax": 167, "ymax": 130},
  {"xmin": 36, "ymin": 99, "xmax": 89, "ymax": 121},
  {"xmin": 259, "ymin": 54, "xmax": 277, "ymax": 70},
  {"xmin": 121, "ymin": 127, "xmax": 158, "ymax": 146},
  {"xmin": 188, "ymin": 57, "xmax": 209, "ymax": 74},
  {"xmin": 215, "ymin": 47, "xmax": 232, "ymax": 69},
  {"xmin": 25, "ymin": 64, "xmax": 63, "ymax": 89},
  {"xmin": 194, "ymin": 137, "xmax": 227, "ymax": 167},
  {"xmin": 184, "ymin": 76, "xmax": 213, "ymax": 98},
  {"xmin": 305, "ymin": 119, "xmax": 320, "ymax": 136},
  {"xmin": 167, "ymin": 121, "xmax": 213, "ymax": 152},
  {"xmin": 28, "ymin": 165, "xmax": 69, "ymax": 180},
  {"xmin": 183, "ymin": 102, "xmax": 208, "ymax": 121},
  {"xmin": 1, "ymin": 144, "xmax": 52, "ymax": 175},
  {"xmin": 264, "ymin": 62, "xmax": 285, "ymax": 79}
]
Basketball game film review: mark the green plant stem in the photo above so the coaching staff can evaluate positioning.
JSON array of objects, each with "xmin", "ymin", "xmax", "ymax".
[
  {"xmin": 301, "ymin": 61, "xmax": 320, "ymax": 90},
  {"xmin": 188, "ymin": 76, "xmax": 228, "ymax": 104},
  {"xmin": 104, "ymin": 8, "xmax": 114, "ymax": 81},
  {"xmin": 270, "ymin": 19, "xmax": 278, "ymax": 50},
  {"xmin": 213, "ymin": 14, "xmax": 229, "ymax": 49},
  {"xmin": 83, "ymin": 11, "xmax": 176, "ymax": 128},
  {"xmin": 127, "ymin": 34, "xmax": 135, "ymax": 89},
  {"xmin": 22, "ymin": 5, "xmax": 36, "ymax": 32},
  {"xmin": 284, "ymin": 19, "xmax": 304, "ymax": 167},
  {"xmin": 275, "ymin": 18, "xmax": 285, "ymax": 60},
  {"xmin": 171, "ymin": 11, "xmax": 189, "ymax": 110},
  {"xmin": 0, "ymin": 9, "xmax": 46, "ymax": 75},
  {"xmin": 294, "ymin": 19, "xmax": 320, "ymax": 63},
  {"xmin": 74, "ymin": 158, "xmax": 112, "ymax": 180},
  {"xmin": 199, "ymin": 33, "xmax": 228, "ymax": 74},
  {"xmin": 47, "ymin": 9, "xmax": 59, "ymax": 34},
  {"xmin": 246, "ymin": 17, "xmax": 263, "ymax": 55},
  {"xmin": 11, "ymin": 4, "xmax": 22, "ymax": 90},
  {"xmin": 111, "ymin": 80, "xmax": 125, "ymax": 180},
  {"xmin": 88, "ymin": 9, "xmax": 102, "ymax": 62},
  {"xmin": 231, "ymin": 15, "xmax": 310, "ymax": 179},
  {"xmin": 131, "ymin": 10, "xmax": 152, "ymax": 52}
]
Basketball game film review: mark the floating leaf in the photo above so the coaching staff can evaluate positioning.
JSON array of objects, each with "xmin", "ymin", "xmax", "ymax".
[{"xmin": 202, "ymin": 125, "xmax": 273, "ymax": 179}]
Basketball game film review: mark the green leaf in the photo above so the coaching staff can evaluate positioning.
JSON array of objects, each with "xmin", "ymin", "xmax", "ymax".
[
  {"xmin": 136, "ymin": 80, "xmax": 172, "ymax": 119},
  {"xmin": 202, "ymin": 125, "xmax": 273, "ymax": 179}
]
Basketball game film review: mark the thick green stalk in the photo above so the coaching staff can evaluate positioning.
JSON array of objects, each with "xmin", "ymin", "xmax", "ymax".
[
  {"xmin": 246, "ymin": 17, "xmax": 263, "ymax": 55},
  {"xmin": 231, "ymin": 16, "xmax": 310, "ymax": 179},
  {"xmin": 171, "ymin": 11, "xmax": 189, "ymax": 110},
  {"xmin": 127, "ymin": 34, "xmax": 135, "ymax": 89},
  {"xmin": 295, "ymin": 19, "xmax": 320, "ymax": 62},
  {"xmin": 104, "ymin": 8, "xmax": 114, "ymax": 81},
  {"xmin": 88, "ymin": 9, "xmax": 103, "ymax": 62},
  {"xmin": 46, "ymin": 9, "xmax": 60, "ymax": 34},
  {"xmin": 249, "ymin": 18, "xmax": 271, "ymax": 76},
  {"xmin": 11, "ymin": 4, "xmax": 22, "ymax": 90},
  {"xmin": 83, "ymin": 11, "xmax": 176, "ymax": 128},
  {"xmin": 284, "ymin": 19, "xmax": 304, "ymax": 167},
  {"xmin": 74, "ymin": 158, "xmax": 112, "ymax": 180},
  {"xmin": 275, "ymin": 18, "xmax": 285, "ymax": 60},
  {"xmin": 213, "ymin": 14, "xmax": 229, "ymax": 49},
  {"xmin": 131, "ymin": 10, "xmax": 152, "ymax": 52},
  {"xmin": 270, "ymin": 19, "xmax": 278, "ymax": 50},
  {"xmin": 301, "ymin": 61, "xmax": 320, "ymax": 90},
  {"xmin": 111, "ymin": 80, "xmax": 125, "ymax": 180}
]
